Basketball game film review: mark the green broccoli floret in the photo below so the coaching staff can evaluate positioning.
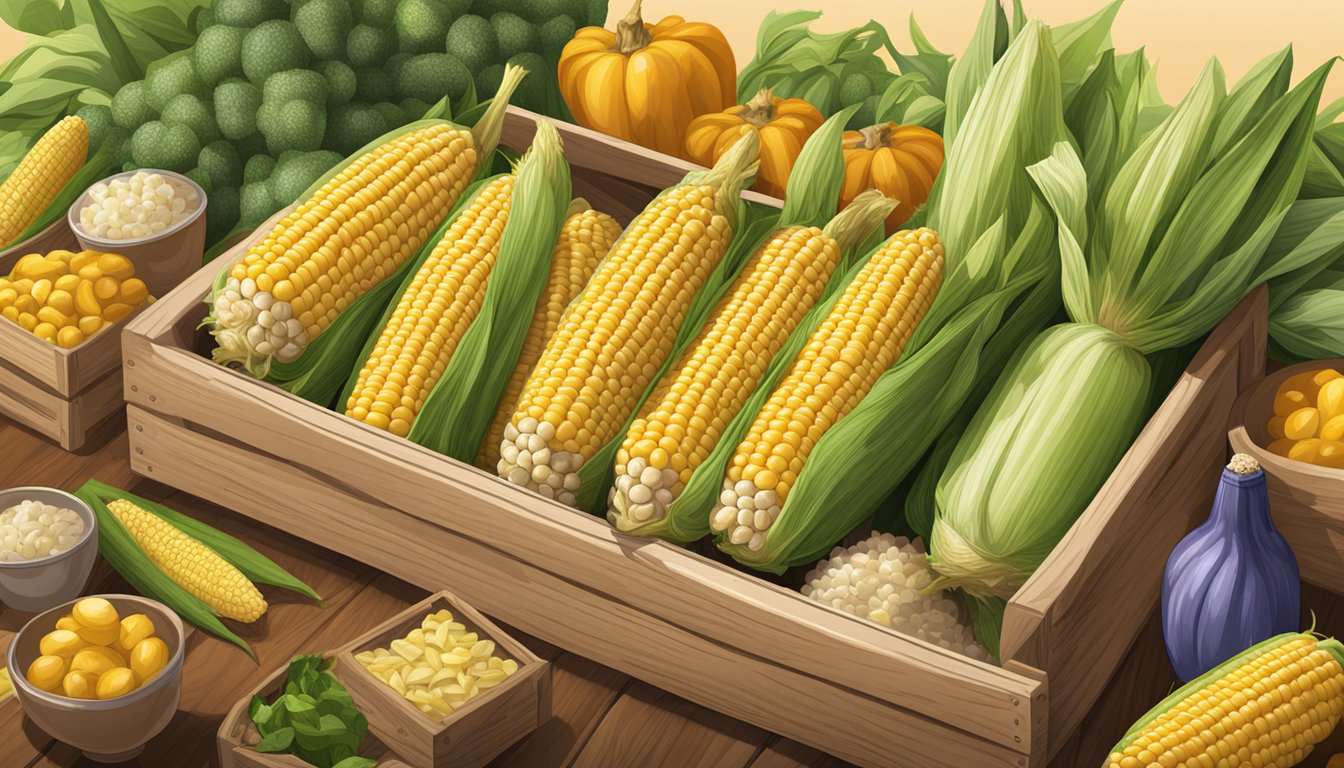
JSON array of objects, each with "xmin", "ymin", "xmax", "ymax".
[
  {"xmin": 259, "ymin": 99, "xmax": 326, "ymax": 154},
  {"xmin": 446, "ymin": 16, "xmax": 498, "ymax": 74},
  {"xmin": 386, "ymin": 53, "xmax": 411, "ymax": 83},
  {"xmin": 214, "ymin": 0, "xmax": 285, "ymax": 27},
  {"xmin": 523, "ymin": 0, "xmax": 585, "ymax": 24},
  {"xmin": 242, "ymin": 20, "xmax": 311, "ymax": 84},
  {"xmin": 355, "ymin": 68, "xmax": 393, "ymax": 103},
  {"xmin": 214, "ymin": 80, "xmax": 262, "ymax": 140},
  {"xmin": 372, "ymin": 102, "xmax": 405, "ymax": 129},
  {"xmin": 585, "ymin": 0, "xmax": 609, "ymax": 26},
  {"xmin": 839, "ymin": 73, "xmax": 873, "ymax": 109},
  {"xmin": 198, "ymin": 140, "xmax": 243, "ymax": 188},
  {"xmin": 263, "ymin": 69, "xmax": 329, "ymax": 108},
  {"xmin": 397, "ymin": 54, "xmax": 470, "ymax": 104},
  {"xmin": 184, "ymin": 167, "xmax": 213, "ymax": 195},
  {"xmin": 270, "ymin": 149, "xmax": 342, "ymax": 206},
  {"xmin": 471, "ymin": 0, "xmax": 512, "ymax": 16},
  {"xmin": 399, "ymin": 98, "xmax": 432, "ymax": 120},
  {"xmin": 507, "ymin": 52, "xmax": 551, "ymax": 113},
  {"xmin": 162, "ymin": 94, "xmax": 220, "ymax": 144},
  {"xmin": 131, "ymin": 120, "xmax": 200, "ymax": 173},
  {"xmin": 474, "ymin": 65, "xmax": 504, "ymax": 104},
  {"xmin": 236, "ymin": 132, "xmax": 268, "ymax": 159},
  {"xmin": 111, "ymin": 81, "xmax": 155, "ymax": 130},
  {"xmin": 312, "ymin": 61, "xmax": 357, "ymax": 108},
  {"xmin": 491, "ymin": 13, "xmax": 539, "ymax": 59},
  {"xmin": 195, "ymin": 7, "xmax": 215, "ymax": 32},
  {"xmin": 346, "ymin": 24, "xmax": 392, "ymax": 69},
  {"xmin": 103, "ymin": 126, "xmax": 130, "ymax": 160},
  {"xmin": 325, "ymin": 104, "xmax": 387, "ymax": 154},
  {"xmin": 117, "ymin": 131, "xmax": 136, "ymax": 165},
  {"xmin": 75, "ymin": 104, "xmax": 114, "ymax": 149},
  {"xmin": 394, "ymin": 0, "xmax": 450, "ymax": 54},
  {"xmin": 194, "ymin": 25, "xmax": 246, "ymax": 86},
  {"xmin": 443, "ymin": 0, "xmax": 469, "ymax": 15},
  {"xmin": 240, "ymin": 180, "xmax": 278, "ymax": 229},
  {"xmin": 206, "ymin": 185, "xmax": 241, "ymax": 244},
  {"xmin": 146, "ymin": 56, "xmax": 202, "ymax": 112},
  {"xmin": 357, "ymin": 0, "xmax": 397, "ymax": 27},
  {"xmin": 244, "ymin": 153, "xmax": 277, "ymax": 184},
  {"xmin": 538, "ymin": 15, "xmax": 577, "ymax": 59},
  {"xmin": 293, "ymin": 0, "xmax": 353, "ymax": 60}
]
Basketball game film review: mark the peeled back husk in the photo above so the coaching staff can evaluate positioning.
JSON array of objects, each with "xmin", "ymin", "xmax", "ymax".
[{"xmin": 929, "ymin": 322, "xmax": 1151, "ymax": 599}]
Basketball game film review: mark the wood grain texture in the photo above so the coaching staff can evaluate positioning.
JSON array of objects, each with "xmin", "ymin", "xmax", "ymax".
[{"xmin": 1228, "ymin": 357, "xmax": 1344, "ymax": 595}]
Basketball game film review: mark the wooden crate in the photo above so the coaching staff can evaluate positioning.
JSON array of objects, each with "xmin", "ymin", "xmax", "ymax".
[
  {"xmin": 332, "ymin": 591, "xmax": 551, "ymax": 768},
  {"xmin": 0, "ymin": 219, "xmax": 125, "ymax": 451},
  {"xmin": 127, "ymin": 109, "xmax": 1268, "ymax": 767}
]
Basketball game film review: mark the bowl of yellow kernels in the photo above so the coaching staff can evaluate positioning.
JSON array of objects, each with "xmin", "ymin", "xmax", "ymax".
[
  {"xmin": 7, "ymin": 595, "xmax": 184, "ymax": 762},
  {"xmin": 0, "ymin": 249, "xmax": 154, "ymax": 348}
]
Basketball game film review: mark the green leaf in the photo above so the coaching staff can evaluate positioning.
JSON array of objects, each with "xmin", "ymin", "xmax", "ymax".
[
  {"xmin": 255, "ymin": 727, "xmax": 295, "ymax": 753},
  {"xmin": 943, "ymin": 0, "xmax": 1009, "ymax": 144},
  {"xmin": 1209, "ymin": 46, "xmax": 1293, "ymax": 160},
  {"xmin": 778, "ymin": 107, "xmax": 855, "ymax": 228},
  {"xmin": 1051, "ymin": 0, "xmax": 1121, "ymax": 94},
  {"xmin": 0, "ymin": 0, "xmax": 73, "ymax": 35},
  {"xmin": 332, "ymin": 758, "xmax": 379, "ymax": 768},
  {"xmin": 1271, "ymin": 287, "xmax": 1344, "ymax": 361},
  {"xmin": 1028, "ymin": 142, "xmax": 1092, "ymax": 323}
]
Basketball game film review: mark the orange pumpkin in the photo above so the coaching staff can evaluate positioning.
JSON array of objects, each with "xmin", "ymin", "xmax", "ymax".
[
  {"xmin": 558, "ymin": 0, "xmax": 736, "ymax": 158},
  {"xmin": 840, "ymin": 123, "xmax": 945, "ymax": 233},
  {"xmin": 683, "ymin": 89, "xmax": 825, "ymax": 199}
]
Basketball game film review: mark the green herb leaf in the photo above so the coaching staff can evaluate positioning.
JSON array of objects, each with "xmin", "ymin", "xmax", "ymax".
[{"xmin": 255, "ymin": 727, "xmax": 295, "ymax": 753}]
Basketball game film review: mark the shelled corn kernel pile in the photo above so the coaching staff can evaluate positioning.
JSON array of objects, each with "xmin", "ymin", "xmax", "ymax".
[
  {"xmin": 1267, "ymin": 367, "xmax": 1344, "ymax": 468},
  {"xmin": 25, "ymin": 597, "xmax": 170, "ymax": 700},
  {"xmin": 0, "ymin": 250, "xmax": 152, "ymax": 347},
  {"xmin": 355, "ymin": 608, "xmax": 519, "ymax": 719}
]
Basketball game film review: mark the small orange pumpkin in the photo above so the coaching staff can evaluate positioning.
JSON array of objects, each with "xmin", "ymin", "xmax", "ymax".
[
  {"xmin": 559, "ymin": 0, "xmax": 736, "ymax": 158},
  {"xmin": 683, "ymin": 89, "xmax": 825, "ymax": 199},
  {"xmin": 841, "ymin": 123, "xmax": 945, "ymax": 233}
]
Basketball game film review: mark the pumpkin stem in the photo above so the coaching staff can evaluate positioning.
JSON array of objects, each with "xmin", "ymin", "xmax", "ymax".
[
  {"xmin": 739, "ymin": 89, "xmax": 779, "ymax": 127},
  {"xmin": 615, "ymin": 0, "xmax": 653, "ymax": 55},
  {"xmin": 858, "ymin": 123, "xmax": 894, "ymax": 150}
]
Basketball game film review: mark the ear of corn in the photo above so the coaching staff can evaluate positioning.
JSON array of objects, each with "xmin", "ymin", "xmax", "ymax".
[
  {"xmin": 208, "ymin": 66, "xmax": 526, "ymax": 381},
  {"xmin": 609, "ymin": 190, "xmax": 897, "ymax": 541},
  {"xmin": 495, "ymin": 129, "xmax": 761, "ymax": 508},
  {"xmin": 476, "ymin": 199, "xmax": 623, "ymax": 469},
  {"xmin": 0, "ymin": 116, "xmax": 87, "ymax": 248},
  {"xmin": 1108, "ymin": 633, "xmax": 1344, "ymax": 767}
]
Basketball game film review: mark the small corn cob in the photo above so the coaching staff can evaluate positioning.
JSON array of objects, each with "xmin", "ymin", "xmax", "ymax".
[
  {"xmin": 346, "ymin": 175, "xmax": 517, "ymax": 436},
  {"xmin": 107, "ymin": 499, "xmax": 267, "ymax": 623},
  {"xmin": 477, "ymin": 199, "xmax": 623, "ymax": 469},
  {"xmin": 497, "ymin": 130, "xmax": 760, "ymax": 505},
  {"xmin": 711, "ymin": 227, "xmax": 944, "ymax": 552},
  {"xmin": 1108, "ymin": 633, "xmax": 1344, "ymax": 767},
  {"xmin": 608, "ymin": 191, "xmax": 897, "ymax": 532},
  {"xmin": 0, "ymin": 116, "xmax": 88, "ymax": 247}
]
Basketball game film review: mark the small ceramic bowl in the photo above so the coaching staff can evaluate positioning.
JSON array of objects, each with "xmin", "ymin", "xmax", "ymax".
[
  {"xmin": 0, "ymin": 487, "xmax": 98, "ymax": 613},
  {"xmin": 8, "ymin": 594, "xmax": 185, "ymax": 763},
  {"xmin": 66, "ymin": 168, "xmax": 207, "ymax": 296}
]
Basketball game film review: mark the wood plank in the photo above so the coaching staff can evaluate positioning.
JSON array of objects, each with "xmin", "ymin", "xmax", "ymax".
[
  {"xmin": 571, "ymin": 681, "xmax": 768, "ymax": 768},
  {"xmin": 489, "ymin": 654, "xmax": 629, "ymax": 768},
  {"xmin": 749, "ymin": 738, "xmax": 854, "ymax": 768},
  {"xmin": 127, "ymin": 405, "xmax": 1032, "ymax": 768}
]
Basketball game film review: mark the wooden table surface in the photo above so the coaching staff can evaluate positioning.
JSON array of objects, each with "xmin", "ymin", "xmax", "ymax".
[{"xmin": 5, "ymin": 420, "xmax": 1344, "ymax": 768}]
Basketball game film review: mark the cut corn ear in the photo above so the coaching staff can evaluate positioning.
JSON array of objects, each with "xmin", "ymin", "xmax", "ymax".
[
  {"xmin": 710, "ymin": 226, "xmax": 944, "ymax": 553},
  {"xmin": 108, "ymin": 498, "xmax": 266, "ymax": 623},
  {"xmin": 609, "ymin": 190, "xmax": 897, "ymax": 538},
  {"xmin": 208, "ymin": 66, "xmax": 526, "ymax": 379},
  {"xmin": 477, "ymin": 199, "xmax": 623, "ymax": 469},
  {"xmin": 496, "ymin": 129, "xmax": 760, "ymax": 506},
  {"xmin": 0, "ymin": 116, "xmax": 87, "ymax": 249},
  {"xmin": 1107, "ymin": 633, "xmax": 1344, "ymax": 767}
]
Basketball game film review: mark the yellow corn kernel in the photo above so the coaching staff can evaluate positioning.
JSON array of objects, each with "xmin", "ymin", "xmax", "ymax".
[
  {"xmin": 0, "ymin": 117, "xmax": 87, "ymax": 247},
  {"xmin": 69, "ymin": 251, "xmax": 100, "ymax": 272},
  {"xmin": 61, "ymin": 670, "xmax": 97, "ymax": 700},
  {"xmin": 53, "ymin": 274, "xmax": 80, "ymax": 293},
  {"xmin": 102, "ymin": 303, "xmax": 134, "ymax": 323},
  {"xmin": 119, "ymin": 277, "xmax": 148, "ymax": 306},
  {"xmin": 477, "ymin": 204, "xmax": 622, "ymax": 469},
  {"xmin": 1291, "ymin": 438, "xmax": 1325, "ymax": 463},
  {"xmin": 93, "ymin": 276, "xmax": 119, "ymax": 303},
  {"xmin": 78, "ymin": 315, "xmax": 104, "ymax": 337},
  {"xmin": 70, "ymin": 646, "xmax": 124, "ymax": 677},
  {"xmin": 26, "ymin": 655, "xmax": 65, "ymax": 692},
  {"xmin": 30, "ymin": 278, "xmax": 51, "ymax": 305},
  {"xmin": 77, "ymin": 264, "xmax": 103, "ymax": 281},
  {"xmin": 13, "ymin": 254, "xmax": 63, "ymax": 282},
  {"xmin": 118, "ymin": 614, "xmax": 155, "ymax": 653},
  {"xmin": 95, "ymin": 668, "xmax": 138, "ymax": 699},
  {"xmin": 711, "ymin": 227, "xmax": 945, "ymax": 551},
  {"xmin": 97, "ymin": 253, "xmax": 134, "ymax": 281},
  {"xmin": 72, "ymin": 596, "xmax": 118, "ymax": 629},
  {"xmin": 13, "ymin": 294, "xmax": 36, "ymax": 315},
  {"xmin": 345, "ymin": 175, "xmax": 516, "ymax": 437},
  {"xmin": 1320, "ymin": 378, "xmax": 1344, "ymax": 424},
  {"xmin": 54, "ymin": 616, "xmax": 81, "ymax": 633},
  {"xmin": 1, "ymin": 306, "xmax": 16, "ymax": 322},
  {"xmin": 129, "ymin": 636, "xmax": 169, "ymax": 681},
  {"xmin": 36, "ymin": 306, "xmax": 68, "ymax": 328},
  {"xmin": 1267, "ymin": 438, "xmax": 1296, "ymax": 457},
  {"xmin": 1268, "ymin": 415, "xmax": 1287, "ymax": 439},
  {"xmin": 39, "ymin": 629, "xmax": 86, "ymax": 659},
  {"xmin": 56, "ymin": 326, "xmax": 84, "ymax": 349},
  {"xmin": 107, "ymin": 498, "xmax": 266, "ymax": 622},
  {"xmin": 53, "ymin": 249, "xmax": 76, "ymax": 264},
  {"xmin": 1323, "ymin": 415, "xmax": 1344, "ymax": 442},
  {"xmin": 1286, "ymin": 408, "xmax": 1321, "ymax": 440},
  {"xmin": 0, "ymin": 287, "xmax": 14, "ymax": 308},
  {"xmin": 1316, "ymin": 441, "xmax": 1344, "ymax": 470},
  {"xmin": 32, "ymin": 321, "xmax": 56, "ymax": 342},
  {"xmin": 45, "ymin": 288, "xmax": 74, "ymax": 315},
  {"xmin": 75, "ymin": 280, "xmax": 101, "ymax": 315},
  {"xmin": 17, "ymin": 313, "xmax": 37, "ymax": 332}
]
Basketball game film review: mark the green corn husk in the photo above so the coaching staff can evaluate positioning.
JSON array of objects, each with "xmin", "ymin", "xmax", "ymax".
[
  {"xmin": 407, "ymin": 121, "xmax": 572, "ymax": 460},
  {"xmin": 926, "ymin": 55, "xmax": 1334, "ymax": 604},
  {"xmin": 1265, "ymin": 196, "xmax": 1344, "ymax": 361}
]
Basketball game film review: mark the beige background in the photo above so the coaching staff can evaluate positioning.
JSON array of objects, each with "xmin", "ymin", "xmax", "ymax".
[{"xmin": 0, "ymin": 1, "xmax": 1339, "ymax": 103}]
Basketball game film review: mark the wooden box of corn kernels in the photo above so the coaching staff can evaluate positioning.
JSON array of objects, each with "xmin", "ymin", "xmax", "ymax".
[
  {"xmin": 0, "ymin": 220, "xmax": 149, "ymax": 451},
  {"xmin": 125, "ymin": 105, "xmax": 1269, "ymax": 768}
]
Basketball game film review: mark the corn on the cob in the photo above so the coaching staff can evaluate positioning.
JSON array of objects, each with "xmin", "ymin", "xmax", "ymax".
[
  {"xmin": 496, "ymin": 130, "xmax": 760, "ymax": 505},
  {"xmin": 345, "ymin": 175, "xmax": 517, "ymax": 436},
  {"xmin": 1108, "ymin": 633, "xmax": 1344, "ymax": 767},
  {"xmin": 710, "ymin": 227, "xmax": 944, "ymax": 552},
  {"xmin": 107, "ymin": 499, "xmax": 266, "ymax": 623},
  {"xmin": 608, "ymin": 191, "xmax": 897, "ymax": 531},
  {"xmin": 477, "ymin": 200, "xmax": 623, "ymax": 469},
  {"xmin": 0, "ymin": 116, "xmax": 88, "ymax": 248}
]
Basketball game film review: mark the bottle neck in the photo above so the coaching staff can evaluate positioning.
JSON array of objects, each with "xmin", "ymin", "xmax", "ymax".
[{"xmin": 1207, "ymin": 468, "xmax": 1273, "ymax": 533}]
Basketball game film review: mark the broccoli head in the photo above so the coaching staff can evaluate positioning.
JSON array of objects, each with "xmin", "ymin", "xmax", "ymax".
[
  {"xmin": 146, "ymin": 55, "xmax": 203, "ymax": 112},
  {"xmin": 346, "ymin": 24, "xmax": 392, "ymax": 69},
  {"xmin": 111, "ymin": 80, "xmax": 156, "ymax": 130},
  {"xmin": 538, "ymin": 15, "xmax": 578, "ymax": 59},
  {"xmin": 194, "ymin": 25, "xmax": 246, "ymax": 86},
  {"xmin": 162, "ymin": 94, "xmax": 220, "ymax": 144},
  {"xmin": 524, "ymin": 0, "xmax": 586, "ymax": 24},
  {"xmin": 205, "ymin": 185, "xmax": 241, "ymax": 244},
  {"xmin": 75, "ymin": 104, "xmax": 114, "ymax": 149},
  {"xmin": 195, "ymin": 7, "xmax": 215, "ymax": 32},
  {"xmin": 269, "ymin": 149, "xmax": 342, "ymax": 207},
  {"xmin": 354, "ymin": 68, "xmax": 393, "ymax": 103},
  {"xmin": 242, "ymin": 20, "xmax": 311, "ymax": 84},
  {"xmin": 399, "ymin": 97, "xmax": 432, "ymax": 120},
  {"xmin": 491, "ymin": 13, "xmax": 539, "ymax": 60},
  {"xmin": 394, "ymin": 0, "xmax": 451, "ymax": 54},
  {"xmin": 325, "ymin": 104, "xmax": 388, "ymax": 155},
  {"xmin": 184, "ymin": 167, "xmax": 213, "ymax": 196},
  {"xmin": 313, "ymin": 60, "xmax": 357, "ymax": 108},
  {"xmin": 131, "ymin": 120, "xmax": 200, "ymax": 173},
  {"xmin": 397, "ymin": 54, "xmax": 470, "ymax": 105},
  {"xmin": 198, "ymin": 139, "xmax": 243, "ymax": 188},
  {"xmin": 372, "ymin": 102, "xmax": 406, "ymax": 130},
  {"xmin": 507, "ymin": 52, "xmax": 552, "ymax": 114},
  {"xmin": 240, "ymin": 180, "xmax": 278, "ymax": 229},
  {"xmin": 263, "ymin": 69, "xmax": 329, "ymax": 108},
  {"xmin": 357, "ymin": 0, "xmax": 397, "ymax": 27},
  {"xmin": 214, "ymin": 0, "xmax": 285, "ymax": 27},
  {"xmin": 293, "ymin": 0, "xmax": 353, "ymax": 60},
  {"xmin": 214, "ymin": 80, "xmax": 262, "ymax": 140},
  {"xmin": 446, "ymin": 16, "xmax": 499, "ymax": 74},
  {"xmin": 244, "ymin": 153, "xmax": 277, "ymax": 184},
  {"xmin": 259, "ymin": 99, "xmax": 326, "ymax": 154},
  {"xmin": 474, "ymin": 65, "xmax": 504, "ymax": 105}
]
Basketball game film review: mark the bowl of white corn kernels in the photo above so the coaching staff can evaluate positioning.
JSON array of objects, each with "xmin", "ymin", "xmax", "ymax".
[
  {"xmin": 0, "ymin": 487, "xmax": 98, "ymax": 612},
  {"xmin": 67, "ymin": 169, "xmax": 207, "ymax": 295}
]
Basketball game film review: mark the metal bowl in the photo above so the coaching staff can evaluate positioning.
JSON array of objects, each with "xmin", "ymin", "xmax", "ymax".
[
  {"xmin": 7, "ymin": 594, "xmax": 185, "ymax": 763},
  {"xmin": 0, "ymin": 487, "xmax": 98, "ymax": 613}
]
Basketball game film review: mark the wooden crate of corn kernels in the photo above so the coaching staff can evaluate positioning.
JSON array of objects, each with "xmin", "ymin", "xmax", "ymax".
[
  {"xmin": 0, "ymin": 219, "xmax": 138, "ymax": 451},
  {"xmin": 124, "ymin": 106, "xmax": 1269, "ymax": 768}
]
